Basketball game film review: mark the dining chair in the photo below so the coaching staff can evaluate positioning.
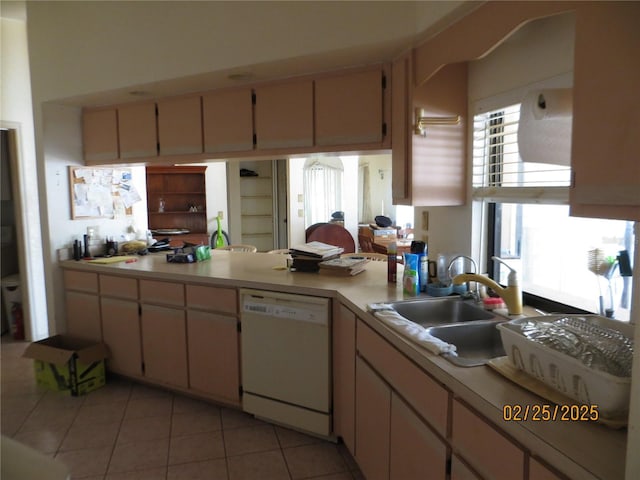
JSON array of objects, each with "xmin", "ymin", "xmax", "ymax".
[{"xmin": 216, "ymin": 244, "xmax": 258, "ymax": 253}]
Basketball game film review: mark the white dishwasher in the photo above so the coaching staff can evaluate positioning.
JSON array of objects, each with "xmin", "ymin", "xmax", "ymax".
[{"xmin": 240, "ymin": 289, "xmax": 331, "ymax": 436}]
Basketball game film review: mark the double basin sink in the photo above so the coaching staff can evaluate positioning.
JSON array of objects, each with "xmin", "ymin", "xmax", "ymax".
[{"xmin": 388, "ymin": 297, "xmax": 509, "ymax": 367}]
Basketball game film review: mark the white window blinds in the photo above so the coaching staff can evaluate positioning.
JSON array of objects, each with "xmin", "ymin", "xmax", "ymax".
[{"xmin": 472, "ymin": 104, "xmax": 571, "ymax": 204}]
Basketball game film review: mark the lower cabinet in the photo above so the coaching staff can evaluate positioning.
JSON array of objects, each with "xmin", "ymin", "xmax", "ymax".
[
  {"xmin": 65, "ymin": 290, "xmax": 102, "ymax": 342},
  {"xmin": 333, "ymin": 303, "xmax": 356, "ymax": 453},
  {"xmin": 101, "ymin": 297, "xmax": 142, "ymax": 376},
  {"xmin": 355, "ymin": 356, "xmax": 390, "ymax": 480},
  {"xmin": 187, "ymin": 310, "xmax": 240, "ymax": 405},
  {"xmin": 141, "ymin": 304, "xmax": 188, "ymax": 388},
  {"xmin": 451, "ymin": 454, "xmax": 482, "ymax": 480},
  {"xmin": 390, "ymin": 392, "xmax": 447, "ymax": 480}
]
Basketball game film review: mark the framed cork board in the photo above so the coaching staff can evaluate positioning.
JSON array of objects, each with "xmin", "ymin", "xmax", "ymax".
[{"xmin": 69, "ymin": 166, "xmax": 141, "ymax": 219}]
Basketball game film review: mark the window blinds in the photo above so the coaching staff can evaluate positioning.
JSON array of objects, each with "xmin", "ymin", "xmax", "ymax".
[{"xmin": 472, "ymin": 104, "xmax": 571, "ymax": 204}]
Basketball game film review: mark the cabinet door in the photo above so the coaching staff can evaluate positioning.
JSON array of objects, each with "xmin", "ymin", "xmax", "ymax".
[
  {"xmin": 452, "ymin": 399, "xmax": 525, "ymax": 480},
  {"xmin": 157, "ymin": 96, "xmax": 203, "ymax": 155},
  {"xmin": 451, "ymin": 454, "xmax": 482, "ymax": 480},
  {"xmin": 570, "ymin": 3, "xmax": 640, "ymax": 221},
  {"xmin": 82, "ymin": 108, "xmax": 119, "ymax": 163},
  {"xmin": 355, "ymin": 356, "xmax": 390, "ymax": 480},
  {"xmin": 65, "ymin": 291, "xmax": 101, "ymax": 342},
  {"xmin": 530, "ymin": 458, "xmax": 567, "ymax": 480},
  {"xmin": 203, "ymin": 88, "xmax": 254, "ymax": 153},
  {"xmin": 333, "ymin": 304, "xmax": 356, "ymax": 453},
  {"xmin": 315, "ymin": 69, "xmax": 383, "ymax": 146},
  {"xmin": 391, "ymin": 54, "xmax": 411, "ymax": 205},
  {"xmin": 141, "ymin": 304, "xmax": 188, "ymax": 388},
  {"xmin": 118, "ymin": 102, "xmax": 157, "ymax": 159},
  {"xmin": 187, "ymin": 310, "xmax": 239, "ymax": 404},
  {"xmin": 254, "ymin": 80, "xmax": 313, "ymax": 149},
  {"xmin": 390, "ymin": 392, "xmax": 448, "ymax": 480},
  {"xmin": 101, "ymin": 297, "xmax": 142, "ymax": 377}
]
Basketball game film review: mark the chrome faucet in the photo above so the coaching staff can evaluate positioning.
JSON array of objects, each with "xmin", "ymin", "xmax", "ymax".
[
  {"xmin": 447, "ymin": 255, "xmax": 479, "ymax": 301},
  {"xmin": 452, "ymin": 256, "xmax": 523, "ymax": 315}
]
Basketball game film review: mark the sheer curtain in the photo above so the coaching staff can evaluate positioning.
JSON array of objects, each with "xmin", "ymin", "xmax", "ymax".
[
  {"xmin": 359, "ymin": 164, "xmax": 373, "ymax": 223},
  {"xmin": 303, "ymin": 158, "xmax": 343, "ymax": 226}
]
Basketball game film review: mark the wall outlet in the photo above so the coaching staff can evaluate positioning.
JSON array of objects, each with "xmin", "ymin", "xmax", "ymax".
[
  {"xmin": 297, "ymin": 209, "xmax": 304, "ymax": 218},
  {"xmin": 422, "ymin": 211, "xmax": 429, "ymax": 231}
]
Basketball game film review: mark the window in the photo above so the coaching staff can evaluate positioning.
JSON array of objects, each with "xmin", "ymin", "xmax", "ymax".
[
  {"xmin": 473, "ymin": 105, "xmax": 634, "ymax": 320},
  {"xmin": 303, "ymin": 158, "xmax": 343, "ymax": 226}
]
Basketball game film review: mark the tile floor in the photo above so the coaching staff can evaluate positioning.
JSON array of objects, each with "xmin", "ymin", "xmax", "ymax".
[{"xmin": 1, "ymin": 336, "xmax": 362, "ymax": 479}]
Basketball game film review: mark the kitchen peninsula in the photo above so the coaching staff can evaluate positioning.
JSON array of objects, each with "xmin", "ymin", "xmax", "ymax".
[{"xmin": 61, "ymin": 251, "xmax": 625, "ymax": 480}]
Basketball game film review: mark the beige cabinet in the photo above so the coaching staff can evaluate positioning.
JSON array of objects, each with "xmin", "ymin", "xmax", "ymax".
[
  {"xmin": 452, "ymin": 398, "xmax": 525, "ymax": 480},
  {"xmin": 141, "ymin": 304, "xmax": 188, "ymax": 388},
  {"xmin": 64, "ymin": 270, "xmax": 101, "ymax": 342},
  {"xmin": 99, "ymin": 275, "xmax": 141, "ymax": 377},
  {"xmin": 355, "ymin": 356, "xmax": 390, "ymax": 480},
  {"xmin": 451, "ymin": 454, "xmax": 482, "ymax": 480},
  {"xmin": 315, "ymin": 69, "xmax": 384, "ymax": 146},
  {"xmin": 157, "ymin": 95, "xmax": 203, "ymax": 156},
  {"xmin": 187, "ymin": 310, "xmax": 239, "ymax": 404},
  {"xmin": 82, "ymin": 108, "xmax": 119, "ymax": 164},
  {"xmin": 203, "ymin": 88, "xmax": 254, "ymax": 153},
  {"xmin": 254, "ymin": 80, "xmax": 313, "ymax": 149},
  {"xmin": 390, "ymin": 392, "xmax": 447, "ymax": 480},
  {"xmin": 570, "ymin": 3, "xmax": 640, "ymax": 221},
  {"xmin": 332, "ymin": 303, "xmax": 356, "ymax": 453},
  {"xmin": 118, "ymin": 102, "xmax": 157, "ymax": 159},
  {"xmin": 530, "ymin": 458, "xmax": 567, "ymax": 480},
  {"xmin": 139, "ymin": 280, "xmax": 187, "ymax": 388},
  {"xmin": 392, "ymin": 56, "xmax": 468, "ymax": 206}
]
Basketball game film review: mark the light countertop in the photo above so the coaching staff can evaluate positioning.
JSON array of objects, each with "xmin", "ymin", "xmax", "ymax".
[{"xmin": 61, "ymin": 251, "xmax": 626, "ymax": 479}]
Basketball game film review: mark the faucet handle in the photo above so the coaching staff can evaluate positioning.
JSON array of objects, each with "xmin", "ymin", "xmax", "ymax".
[{"xmin": 491, "ymin": 256, "xmax": 519, "ymax": 287}]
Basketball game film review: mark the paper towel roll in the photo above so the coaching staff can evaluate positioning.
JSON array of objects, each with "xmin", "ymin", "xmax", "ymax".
[{"xmin": 518, "ymin": 88, "xmax": 573, "ymax": 166}]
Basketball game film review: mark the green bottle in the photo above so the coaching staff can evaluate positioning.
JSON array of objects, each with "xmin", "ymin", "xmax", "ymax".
[{"xmin": 215, "ymin": 215, "xmax": 224, "ymax": 248}]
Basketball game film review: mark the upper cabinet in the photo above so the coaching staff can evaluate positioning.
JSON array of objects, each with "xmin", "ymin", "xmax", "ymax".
[
  {"xmin": 569, "ymin": 3, "xmax": 640, "ymax": 221},
  {"xmin": 118, "ymin": 102, "xmax": 158, "ymax": 159},
  {"xmin": 82, "ymin": 65, "xmax": 389, "ymax": 165},
  {"xmin": 82, "ymin": 108, "xmax": 119, "ymax": 163},
  {"xmin": 254, "ymin": 80, "xmax": 314, "ymax": 149},
  {"xmin": 392, "ymin": 55, "xmax": 467, "ymax": 206},
  {"xmin": 157, "ymin": 95, "xmax": 203, "ymax": 156},
  {"xmin": 203, "ymin": 88, "xmax": 254, "ymax": 153},
  {"xmin": 315, "ymin": 69, "xmax": 384, "ymax": 146}
]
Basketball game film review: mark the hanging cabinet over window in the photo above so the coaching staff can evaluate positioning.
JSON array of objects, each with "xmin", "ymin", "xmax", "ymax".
[
  {"xmin": 156, "ymin": 95, "xmax": 203, "ymax": 156},
  {"xmin": 392, "ymin": 55, "xmax": 467, "ymax": 206},
  {"xmin": 203, "ymin": 88, "xmax": 254, "ymax": 153},
  {"xmin": 315, "ymin": 68, "xmax": 385, "ymax": 147},
  {"xmin": 254, "ymin": 80, "xmax": 314, "ymax": 150},
  {"xmin": 118, "ymin": 102, "xmax": 158, "ymax": 160}
]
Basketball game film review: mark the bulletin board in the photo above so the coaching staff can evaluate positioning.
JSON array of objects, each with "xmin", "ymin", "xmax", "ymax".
[{"xmin": 69, "ymin": 166, "xmax": 141, "ymax": 219}]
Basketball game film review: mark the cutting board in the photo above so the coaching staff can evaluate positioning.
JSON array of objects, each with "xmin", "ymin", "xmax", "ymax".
[{"xmin": 86, "ymin": 256, "xmax": 137, "ymax": 264}]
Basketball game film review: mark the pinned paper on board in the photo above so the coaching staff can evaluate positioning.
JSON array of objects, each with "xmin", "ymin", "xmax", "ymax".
[{"xmin": 69, "ymin": 166, "xmax": 141, "ymax": 219}]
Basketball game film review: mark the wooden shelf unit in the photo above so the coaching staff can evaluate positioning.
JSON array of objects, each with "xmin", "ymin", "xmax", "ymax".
[{"xmin": 146, "ymin": 166, "xmax": 208, "ymax": 236}]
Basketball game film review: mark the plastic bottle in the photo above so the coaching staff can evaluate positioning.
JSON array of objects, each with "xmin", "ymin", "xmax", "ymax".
[
  {"xmin": 403, "ymin": 253, "xmax": 419, "ymax": 296},
  {"xmin": 410, "ymin": 241, "xmax": 428, "ymax": 293},
  {"xmin": 387, "ymin": 241, "xmax": 397, "ymax": 283},
  {"xmin": 215, "ymin": 215, "xmax": 225, "ymax": 248}
]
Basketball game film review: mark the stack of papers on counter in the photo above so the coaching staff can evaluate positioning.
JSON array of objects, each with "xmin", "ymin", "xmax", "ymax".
[
  {"xmin": 290, "ymin": 241, "xmax": 344, "ymax": 259},
  {"xmin": 319, "ymin": 257, "xmax": 368, "ymax": 276}
]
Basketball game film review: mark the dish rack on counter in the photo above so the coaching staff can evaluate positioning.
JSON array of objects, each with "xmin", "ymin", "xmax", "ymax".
[{"xmin": 497, "ymin": 315, "xmax": 634, "ymax": 419}]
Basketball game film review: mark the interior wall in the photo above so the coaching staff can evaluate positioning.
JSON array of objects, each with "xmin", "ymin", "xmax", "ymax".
[
  {"xmin": 202, "ymin": 161, "xmax": 228, "ymax": 236},
  {"xmin": 415, "ymin": 12, "xmax": 576, "ymax": 268},
  {"xmin": 1, "ymin": 15, "xmax": 47, "ymax": 340}
]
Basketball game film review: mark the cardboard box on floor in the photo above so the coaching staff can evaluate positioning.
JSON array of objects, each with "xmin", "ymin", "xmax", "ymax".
[{"xmin": 23, "ymin": 335, "xmax": 109, "ymax": 396}]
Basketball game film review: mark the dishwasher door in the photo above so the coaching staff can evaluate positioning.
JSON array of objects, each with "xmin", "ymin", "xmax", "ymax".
[{"xmin": 240, "ymin": 289, "xmax": 331, "ymax": 435}]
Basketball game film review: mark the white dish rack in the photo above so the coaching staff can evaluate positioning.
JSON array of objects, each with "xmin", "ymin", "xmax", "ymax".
[{"xmin": 497, "ymin": 315, "xmax": 633, "ymax": 418}]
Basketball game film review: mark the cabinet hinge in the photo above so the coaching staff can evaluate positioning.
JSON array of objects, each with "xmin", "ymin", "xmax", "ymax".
[
  {"xmin": 141, "ymin": 361, "xmax": 145, "ymax": 374},
  {"xmin": 251, "ymin": 92, "xmax": 256, "ymax": 105},
  {"xmin": 138, "ymin": 305, "xmax": 142, "ymax": 316},
  {"xmin": 382, "ymin": 123, "xmax": 387, "ymax": 136},
  {"xmin": 155, "ymin": 105, "xmax": 159, "ymax": 116},
  {"xmin": 252, "ymin": 134, "xmax": 257, "ymax": 146},
  {"xmin": 382, "ymin": 74, "xmax": 387, "ymax": 90},
  {"xmin": 446, "ymin": 458, "xmax": 452, "ymax": 475},
  {"xmin": 239, "ymin": 385, "xmax": 244, "ymax": 397},
  {"xmin": 237, "ymin": 321, "xmax": 242, "ymax": 333},
  {"xmin": 570, "ymin": 170, "xmax": 576, "ymax": 188}
]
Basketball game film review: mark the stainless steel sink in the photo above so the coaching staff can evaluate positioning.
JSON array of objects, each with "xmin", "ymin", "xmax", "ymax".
[
  {"xmin": 388, "ymin": 297, "xmax": 496, "ymax": 326},
  {"xmin": 426, "ymin": 320, "xmax": 506, "ymax": 367}
]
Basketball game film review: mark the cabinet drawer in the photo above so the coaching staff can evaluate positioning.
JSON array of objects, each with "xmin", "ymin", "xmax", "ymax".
[
  {"xmin": 186, "ymin": 285, "xmax": 237, "ymax": 314},
  {"xmin": 100, "ymin": 275, "xmax": 138, "ymax": 300},
  {"xmin": 452, "ymin": 399, "xmax": 525, "ymax": 480},
  {"xmin": 357, "ymin": 320, "xmax": 449, "ymax": 436},
  {"xmin": 64, "ymin": 270, "xmax": 98, "ymax": 293},
  {"xmin": 139, "ymin": 280, "xmax": 184, "ymax": 306}
]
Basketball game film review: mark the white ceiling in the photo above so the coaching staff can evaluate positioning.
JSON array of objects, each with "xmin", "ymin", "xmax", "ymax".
[{"xmin": 20, "ymin": 1, "xmax": 477, "ymax": 107}]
